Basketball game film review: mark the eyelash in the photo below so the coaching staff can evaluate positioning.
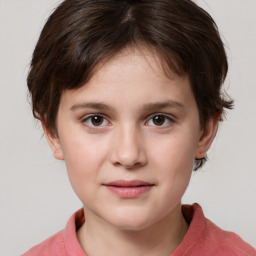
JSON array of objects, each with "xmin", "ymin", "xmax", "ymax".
[
  {"xmin": 145, "ymin": 113, "xmax": 174, "ymax": 127},
  {"xmin": 81, "ymin": 113, "xmax": 174, "ymax": 129},
  {"xmin": 81, "ymin": 114, "xmax": 111, "ymax": 129}
]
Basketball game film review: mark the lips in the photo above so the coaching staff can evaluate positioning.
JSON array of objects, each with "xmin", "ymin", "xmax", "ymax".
[{"xmin": 103, "ymin": 180, "xmax": 154, "ymax": 198}]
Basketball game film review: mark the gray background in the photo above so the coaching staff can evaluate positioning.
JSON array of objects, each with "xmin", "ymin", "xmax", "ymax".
[{"xmin": 0, "ymin": 0, "xmax": 255, "ymax": 255}]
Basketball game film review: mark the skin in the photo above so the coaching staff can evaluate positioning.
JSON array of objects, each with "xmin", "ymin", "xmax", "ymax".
[{"xmin": 44, "ymin": 47, "xmax": 219, "ymax": 256}]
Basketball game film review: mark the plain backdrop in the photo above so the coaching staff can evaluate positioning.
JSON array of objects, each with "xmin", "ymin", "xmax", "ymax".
[{"xmin": 0, "ymin": 0, "xmax": 255, "ymax": 255}]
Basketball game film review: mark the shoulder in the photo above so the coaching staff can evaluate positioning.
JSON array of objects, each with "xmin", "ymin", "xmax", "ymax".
[
  {"xmin": 21, "ymin": 230, "xmax": 65, "ymax": 256},
  {"xmin": 175, "ymin": 203, "xmax": 256, "ymax": 256},
  {"xmin": 203, "ymin": 218, "xmax": 256, "ymax": 255},
  {"xmin": 21, "ymin": 208, "xmax": 85, "ymax": 256}
]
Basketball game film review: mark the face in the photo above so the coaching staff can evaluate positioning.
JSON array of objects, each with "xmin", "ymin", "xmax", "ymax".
[{"xmin": 46, "ymin": 47, "xmax": 217, "ymax": 231}]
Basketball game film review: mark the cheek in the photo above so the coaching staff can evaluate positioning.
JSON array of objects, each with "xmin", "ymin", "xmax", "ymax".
[
  {"xmin": 158, "ymin": 147, "xmax": 193, "ymax": 195},
  {"xmin": 61, "ymin": 131, "xmax": 106, "ymax": 166},
  {"xmin": 152, "ymin": 133, "xmax": 197, "ymax": 173},
  {"xmin": 59, "ymin": 135, "xmax": 108, "ymax": 194},
  {"xmin": 150, "ymin": 131, "xmax": 198, "ymax": 194}
]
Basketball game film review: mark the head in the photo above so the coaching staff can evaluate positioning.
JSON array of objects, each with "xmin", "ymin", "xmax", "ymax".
[
  {"xmin": 28, "ymin": 0, "xmax": 233, "ymax": 171},
  {"xmin": 27, "ymin": 0, "xmax": 234, "ymax": 231}
]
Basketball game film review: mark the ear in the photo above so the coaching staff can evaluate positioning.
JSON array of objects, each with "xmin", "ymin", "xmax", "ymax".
[
  {"xmin": 195, "ymin": 115, "xmax": 220, "ymax": 159},
  {"xmin": 41, "ymin": 121, "xmax": 64, "ymax": 160}
]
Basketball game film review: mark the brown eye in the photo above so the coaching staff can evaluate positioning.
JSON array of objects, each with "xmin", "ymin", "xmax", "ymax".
[
  {"xmin": 152, "ymin": 115, "xmax": 165, "ymax": 126},
  {"xmin": 84, "ymin": 115, "xmax": 108, "ymax": 127},
  {"xmin": 146, "ymin": 114, "xmax": 172, "ymax": 127},
  {"xmin": 91, "ymin": 116, "xmax": 104, "ymax": 126}
]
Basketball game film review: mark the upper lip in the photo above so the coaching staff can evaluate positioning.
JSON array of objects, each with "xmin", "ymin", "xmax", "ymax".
[{"xmin": 104, "ymin": 180, "xmax": 153, "ymax": 187}]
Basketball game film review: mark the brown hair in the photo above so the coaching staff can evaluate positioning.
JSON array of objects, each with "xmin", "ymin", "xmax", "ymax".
[{"xmin": 27, "ymin": 0, "xmax": 233, "ymax": 170}]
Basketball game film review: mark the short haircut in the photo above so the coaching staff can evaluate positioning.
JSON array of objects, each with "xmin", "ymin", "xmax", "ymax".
[{"xmin": 27, "ymin": 0, "xmax": 233, "ymax": 170}]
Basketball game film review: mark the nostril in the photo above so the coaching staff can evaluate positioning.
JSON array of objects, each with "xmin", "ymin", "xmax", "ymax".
[{"xmin": 113, "ymin": 160, "xmax": 146, "ymax": 170}]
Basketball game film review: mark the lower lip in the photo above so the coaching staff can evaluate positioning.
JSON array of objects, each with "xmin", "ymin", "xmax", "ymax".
[{"xmin": 105, "ymin": 185, "xmax": 153, "ymax": 198}]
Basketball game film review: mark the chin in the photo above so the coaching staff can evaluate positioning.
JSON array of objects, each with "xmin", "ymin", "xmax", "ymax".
[
  {"xmin": 112, "ymin": 220, "xmax": 152, "ymax": 231},
  {"xmin": 106, "ymin": 210, "xmax": 155, "ymax": 231}
]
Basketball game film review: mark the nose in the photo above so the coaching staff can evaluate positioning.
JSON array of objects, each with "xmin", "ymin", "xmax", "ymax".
[{"xmin": 109, "ymin": 125, "xmax": 147, "ymax": 169}]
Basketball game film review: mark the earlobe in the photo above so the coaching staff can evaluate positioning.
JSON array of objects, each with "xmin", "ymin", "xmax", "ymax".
[
  {"xmin": 195, "ymin": 116, "xmax": 220, "ymax": 159},
  {"xmin": 41, "ymin": 122, "xmax": 64, "ymax": 160}
]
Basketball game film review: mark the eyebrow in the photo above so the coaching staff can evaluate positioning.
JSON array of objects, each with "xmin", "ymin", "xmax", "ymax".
[
  {"xmin": 143, "ymin": 100, "xmax": 185, "ymax": 111},
  {"xmin": 70, "ymin": 100, "xmax": 185, "ymax": 112},
  {"xmin": 70, "ymin": 102, "xmax": 110, "ymax": 111}
]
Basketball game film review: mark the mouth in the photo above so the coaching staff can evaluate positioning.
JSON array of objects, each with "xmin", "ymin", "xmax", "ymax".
[{"xmin": 103, "ymin": 180, "xmax": 154, "ymax": 198}]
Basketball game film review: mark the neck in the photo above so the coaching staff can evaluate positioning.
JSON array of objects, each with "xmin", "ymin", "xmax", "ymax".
[{"xmin": 77, "ymin": 204, "xmax": 188, "ymax": 256}]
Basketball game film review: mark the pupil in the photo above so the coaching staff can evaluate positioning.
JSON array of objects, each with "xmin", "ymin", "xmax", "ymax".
[
  {"xmin": 92, "ymin": 116, "xmax": 103, "ymax": 126},
  {"xmin": 153, "ymin": 115, "xmax": 165, "ymax": 126}
]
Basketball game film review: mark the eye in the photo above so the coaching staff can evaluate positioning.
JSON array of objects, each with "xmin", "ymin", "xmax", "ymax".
[
  {"xmin": 83, "ymin": 114, "xmax": 109, "ymax": 127},
  {"xmin": 146, "ymin": 114, "xmax": 173, "ymax": 127}
]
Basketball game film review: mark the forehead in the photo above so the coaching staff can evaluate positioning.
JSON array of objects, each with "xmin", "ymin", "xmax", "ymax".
[{"xmin": 93, "ymin": 47, "xmax": 178, "ymax": 82}]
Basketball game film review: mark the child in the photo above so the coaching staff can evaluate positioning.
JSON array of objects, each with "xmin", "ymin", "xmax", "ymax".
[{"xmin": 22, "ymin": 0, "xmax": 256, "ymax": 255}]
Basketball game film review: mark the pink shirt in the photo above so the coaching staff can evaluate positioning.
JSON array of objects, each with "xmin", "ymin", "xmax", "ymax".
[{"xmin": 22, "ymin": 203, "xmax": 256, "ymax": 255}]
